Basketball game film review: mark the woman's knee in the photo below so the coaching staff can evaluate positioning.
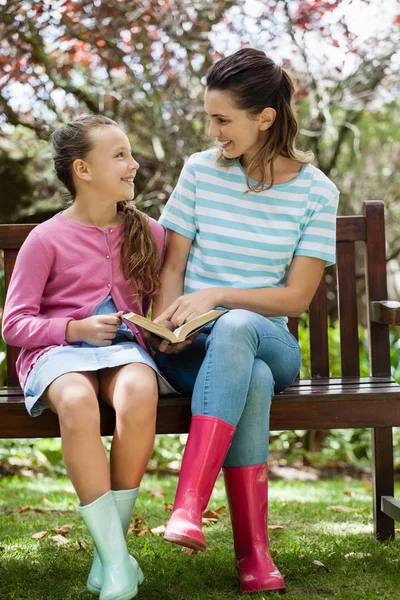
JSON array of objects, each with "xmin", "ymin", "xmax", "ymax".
[
  {"xmin": 208, "ymin": 309, "xmax": 264, "ymax": 350},
  {"xmin": 249, "ymin": 358, "xmax": 275, "ymax": 401}
]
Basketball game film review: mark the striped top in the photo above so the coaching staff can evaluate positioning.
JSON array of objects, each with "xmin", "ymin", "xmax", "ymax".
[{"xmin": 159, "ymin": 148, "xmax": 339, "ymax": 324}]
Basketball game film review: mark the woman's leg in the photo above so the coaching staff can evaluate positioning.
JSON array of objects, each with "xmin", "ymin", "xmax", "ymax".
[
  {"xmin": 99, "ymin": 362, "xmax": 158, "ymax": 490},
  {"xmin": 191, "ymin": 309, "xmax": 300, "ymax": 425},
  {"xmin": 160, "ymin": 311, "xmax": 299, "ymax": 564},
  {"xmin": 42, "ymin": 371, "xmax": 109, "ymax": 505}
]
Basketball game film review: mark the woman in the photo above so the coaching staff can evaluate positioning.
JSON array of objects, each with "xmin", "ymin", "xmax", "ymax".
[{"xmin": 152, "ymin": 48, "xmax": 339, "ymax": 593}]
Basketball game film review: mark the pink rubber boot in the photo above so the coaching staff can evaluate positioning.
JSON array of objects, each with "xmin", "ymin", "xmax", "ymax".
[
  {"xmin": 223, "ymin": 463, "xmax": 285, "ymax": 593},
  {"xmin": 164, "ymin": 415, "xmax": 236, "ymax": 551}
]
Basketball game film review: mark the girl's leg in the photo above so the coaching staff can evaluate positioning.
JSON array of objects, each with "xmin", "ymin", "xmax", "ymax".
[
  {"xmin": 99, "ymin": 362, "xmax": 158, "ymax": 489},
  {"xmin": 43, "ymin": 372, "xmax": 140, "ymax": 599},
  {"xmin": 85, "ymin": 363, "xmax": 157, "ymax": 594},
  {"xmin": 42, "ymin": 372, "xmax": 109, "ymax": 505}
]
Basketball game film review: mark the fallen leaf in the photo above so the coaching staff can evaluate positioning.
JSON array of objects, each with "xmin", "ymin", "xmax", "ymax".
[
  {"xmin": 148, "ymin": 489, "xmax": 165, "ymax": 499},
  {"xmin": 150, "ymin": 525, "xmax": 166, "ymax": 535},
  {"xmin": 214, "ymin": 506, "xmax": 226, "ymax": 515},
  {"xmin": 203, "ymin": 509, "xmax": 220, "ymax": 519},
  {"xmin": 345, "ymin": 552, "xmax": 371, "ymax": 559},
  {"xmin": 343, "ymin": 490, "xmax": 352, "ymax": 497},
  {"xmin": 202, "ymin": 517, "xmax": 218, "ymax": 525},
  {"xmin": 293, "ymin": 501, "xmax": 302, "ymax": 507},
  {"xmin": 0, "ymin": 546, "xmax": 4, "ymax": 551},
  {"xmin": 16, "ymin": 505, "xmax": 30, "ymax": 513},
  {"xmin": 52, "ymin": 524, "xmax": 72, "ymax": 535},
  {"xmin": 181, "ymin": 547, "xmax": 198, "ymax": 556},
  {"xmin": 328, "ymin": 505, "xmax": 367, "ymax": 513},
  {"xmin": 31, "ymin": 531, "xmax": 48, "ymax": 540},
  {"xmin": 71, "ymin": 541, "xmax": 87, "ymax": 551},
  {"xmin": 268, "ymin": 525, "xmax": 285, "ymax": 531},
  {"xmin": 51, "ymin": 534, "xmax": 70, "ymax": 546},
  {"xmin": 312, "ymin": 560, "xmax": 329, "ymax": 572},
  {"xmin": 164, "ymin": 503, "xmax": 174, "ymax": 512},
  {"xmin": 42, "ymin": 498, "xmax": 53, "ymax": 506},
  {"xmin": 137, "ymin": 528, "xmax": 151, "ymax": 536}
]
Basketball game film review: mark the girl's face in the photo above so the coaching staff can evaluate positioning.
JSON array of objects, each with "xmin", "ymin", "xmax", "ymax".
[
  {"xmin": 204, "ymin": 89, "xmax": 273, "ymax": 164},
  {"xmin": 74, "ymin": 126, "xmax": 139, "ymax": 203}
]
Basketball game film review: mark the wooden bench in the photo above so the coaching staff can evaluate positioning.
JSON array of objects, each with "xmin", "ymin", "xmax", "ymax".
[{"xmin": 1, "ymin": 201, "xmax": 400, "ymax": 540}]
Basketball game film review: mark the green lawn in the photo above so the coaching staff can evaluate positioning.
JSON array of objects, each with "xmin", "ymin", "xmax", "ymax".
[{"xmin": 0, "ymin": 474, "xmax": 399, "ymax": 599}]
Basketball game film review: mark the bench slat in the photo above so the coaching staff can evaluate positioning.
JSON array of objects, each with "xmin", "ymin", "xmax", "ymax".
[
  {"xmin": 337, "ymin": 241, "xmax": 360, "ymax": 376},
  {"xmin": 309, "ymin": 276, "xmax": 329, "ymax": 377}
]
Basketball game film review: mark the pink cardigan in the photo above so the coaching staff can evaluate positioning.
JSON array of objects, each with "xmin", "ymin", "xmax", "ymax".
[{"xmin": 2, "ymin": 212, "xmax": 165, "ymax": 389}]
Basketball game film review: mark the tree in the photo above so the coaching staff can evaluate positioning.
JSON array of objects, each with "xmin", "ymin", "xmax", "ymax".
[{"xmin": 0, "ymin": 0, "xmax": 399, "ymax": 224}]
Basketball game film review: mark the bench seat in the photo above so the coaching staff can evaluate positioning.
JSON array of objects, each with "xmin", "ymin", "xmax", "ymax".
[{"xmin": 2, "ymin": 376, "xmax": 400, "ymax": 437}]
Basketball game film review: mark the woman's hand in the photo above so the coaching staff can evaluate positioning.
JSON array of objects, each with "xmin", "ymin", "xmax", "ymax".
[
  {"xmin": 145, "ymin": 318, "xmax": 192, "ymax": 354},
  {"xmin": 156, "ymin": 288, "xmax": 221, "ymax": 328},
  {"xmin": 66, "ymin": 312, "xmax": 124, "ymax": 346}
]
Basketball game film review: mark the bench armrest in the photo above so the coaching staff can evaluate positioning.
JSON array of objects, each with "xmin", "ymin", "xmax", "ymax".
[{"xmin": 370, "ymin": 300, "xmax": 400, "ymax": 325}]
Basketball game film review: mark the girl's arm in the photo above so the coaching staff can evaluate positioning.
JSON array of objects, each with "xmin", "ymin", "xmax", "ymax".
[
  {"xmin": 2, "ymin": 231, "xmax": 73, "ymax": 349},
  {"xmin": 156, "ymin": 255, "xmax": 326, "ymax": 327},
  {"xmin": 152, "ymin": 229, "xmax": 192, "ymax": 320}
]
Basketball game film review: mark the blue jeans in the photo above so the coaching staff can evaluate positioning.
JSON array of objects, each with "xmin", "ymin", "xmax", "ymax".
[{"xmin": 155, "ymin": 309, "xmax": 301, "ymax": 467}]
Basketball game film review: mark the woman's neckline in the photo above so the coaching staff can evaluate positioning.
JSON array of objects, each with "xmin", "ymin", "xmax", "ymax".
[{"xmin": 237, "ymin": 160, "xmax": 308, "ymax": 189}]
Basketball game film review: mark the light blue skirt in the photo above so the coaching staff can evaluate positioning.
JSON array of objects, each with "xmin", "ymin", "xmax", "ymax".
[{"xmin": 24, "ymin": 296, "xmax": 177, "ymax": 417}]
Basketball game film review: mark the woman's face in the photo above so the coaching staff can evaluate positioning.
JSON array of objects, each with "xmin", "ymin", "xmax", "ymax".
[{"xmin": 204, "ymin": 88, "xmax": 271, "ymax": 164}]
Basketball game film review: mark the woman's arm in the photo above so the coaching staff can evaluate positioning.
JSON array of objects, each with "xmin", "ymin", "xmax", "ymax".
[
  {"xmin": 152, "ymin": 229, "xmax": 193, "ymax": 320},
  {"xmin": 156, "ymin": 255, "xmax": 326, "ymax": 327}
]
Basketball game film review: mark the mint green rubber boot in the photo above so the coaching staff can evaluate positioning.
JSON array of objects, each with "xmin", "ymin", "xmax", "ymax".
[
  {"xmin": 87, "ymin": 488, "xmax": 144, "ymax": 596},
  {"xmin": 79, "ymin": 491, "xmax": 142, "ymax": 600}
]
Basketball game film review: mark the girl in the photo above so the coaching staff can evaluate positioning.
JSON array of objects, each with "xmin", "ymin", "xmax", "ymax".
[
  {"xmin": 152, "ymin": 48, "xmax": 339, "ymax": 594},
  {"xmin": 2, "ymin": 115, "xmax": 175, "ymax": 600}
]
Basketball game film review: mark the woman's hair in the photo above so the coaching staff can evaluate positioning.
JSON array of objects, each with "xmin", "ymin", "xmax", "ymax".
[
  {"xmin": 205, "ymin": 47, "xmax": 313, "ymax": 192},
  {"xmin": 51, "ymin": 115, "xmax": 160, "ymax": 304}
]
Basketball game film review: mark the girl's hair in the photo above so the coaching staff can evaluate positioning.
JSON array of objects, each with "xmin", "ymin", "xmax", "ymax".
[
  {"xmin": 205, "ymin": 47, "xmax": 313, "ymax": 192},
  {"xmin": 51, "ymin": 115, "xmax": 160, "ymax": 304}
]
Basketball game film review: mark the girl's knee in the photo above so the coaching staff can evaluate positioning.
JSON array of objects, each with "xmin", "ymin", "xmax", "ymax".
[
  {"xmin": 56, "ymin": 387, "xmax": 100, "ymax": 430},
  {"xmin": 115, "ymin": 368, "xmax": 158, "ymax": 421}
]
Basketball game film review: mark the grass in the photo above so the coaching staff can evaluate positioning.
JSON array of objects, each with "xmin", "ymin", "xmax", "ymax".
[{"xmin": 0, "ymin": 474, "xmax": 399, "ymax": 600}]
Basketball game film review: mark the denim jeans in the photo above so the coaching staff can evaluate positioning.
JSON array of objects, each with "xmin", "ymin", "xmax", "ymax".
[{"xmin": 155, "ymin": 309, "xmax": 301, "ymax": 467}]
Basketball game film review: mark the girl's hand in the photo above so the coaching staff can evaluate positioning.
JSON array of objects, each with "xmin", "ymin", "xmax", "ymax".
[
  {"xmin": 66, "ymin": 311, "xmax": 124, "ymax": 346},
  {"xmin": 156, "ymin": 288, "xmax": 221, "ymax": 328}
]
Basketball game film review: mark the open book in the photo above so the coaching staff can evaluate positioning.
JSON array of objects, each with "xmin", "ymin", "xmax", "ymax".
[{"xmin": 122, "ymin": 309, "xmax": 228, "ymax": 344}]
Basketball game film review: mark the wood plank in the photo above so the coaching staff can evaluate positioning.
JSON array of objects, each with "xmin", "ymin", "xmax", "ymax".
[
  {"xmin": 309, "ymin": 276, "xmax": 329, "ymax": 377},
  {"xmin": 4, "ymin": 249, "xmax": 20, "ymax": 387},
  {"xmin": 336, "ymin": 216, "xmax": 366, "ymax": 242},
  {"xmin": 336, "ymin": 241, "xmax": 360, "ymax": 376},
  {"xmin": 370, "ymin": 300, "xmax": 400, "ymax": 326},
  {"xmin": 381, "ymin": 496, "xmax": 400, "ymax": 524},
  {"xmin": 0, "ymin": 224, "xmax": 35, "ymax": 249},
  {"xmin": 364, "ymin": 202, "xmax": 391, "ymax": 377},
  {"xmin": 2, "ymin": 386, "xmax": 400, "ymax": 438},
  {"xmin": 287, "ymin": 317, "xmax": 298, "ymax": 340},
  {"xmin": 373, "ymin": 428, "xmax": 395, "ymax": 540}
]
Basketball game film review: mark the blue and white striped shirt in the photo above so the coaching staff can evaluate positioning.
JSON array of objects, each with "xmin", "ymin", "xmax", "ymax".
[{"xmin": 159, "ymin": 148, "xmax": 339, "ymax": 323}]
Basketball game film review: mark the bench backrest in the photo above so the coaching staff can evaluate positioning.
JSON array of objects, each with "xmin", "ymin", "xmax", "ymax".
[{"xmin": 0, "ymin": 201, "xmax": 391, "ymax": 386}]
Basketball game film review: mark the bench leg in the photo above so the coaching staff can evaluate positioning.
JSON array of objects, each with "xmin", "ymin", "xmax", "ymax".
[{"xmin": 372, "ymin": 427, "xmax": 395, "ymax": 541}]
